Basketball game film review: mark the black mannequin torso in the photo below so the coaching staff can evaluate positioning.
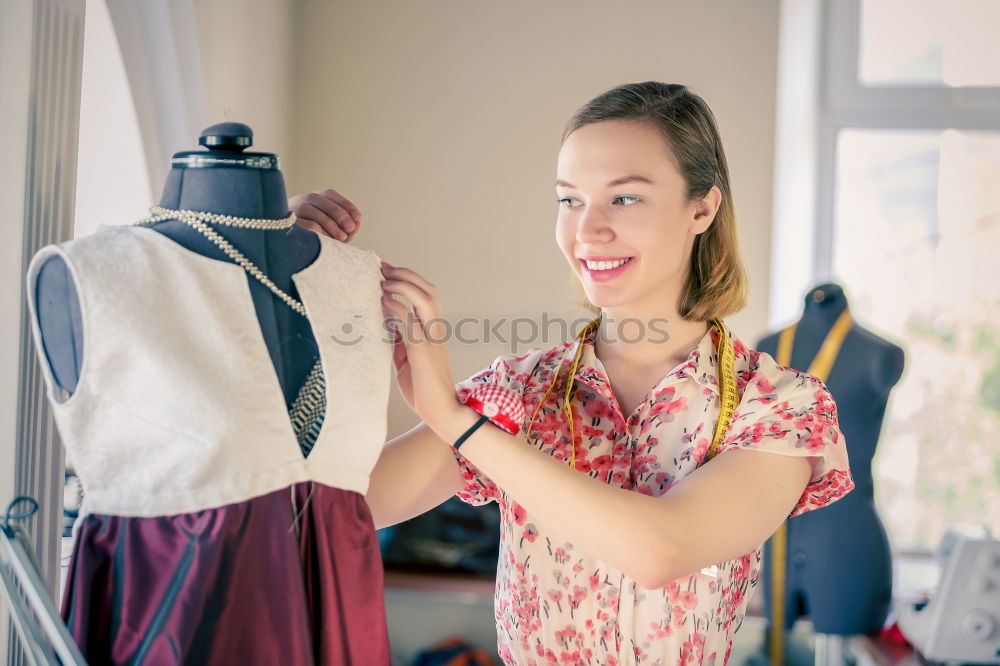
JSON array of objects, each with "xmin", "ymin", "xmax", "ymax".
[
  {"xmin": 756, "ymin": 282, "xmax": 904, "ymax": 634},
  {"xmin": 32, "ymin": 123, "xmax": 322, "ymax": 408},
  {"xmin": 758, "ymin": 283, "xmax": 905, "ymax": 497}
]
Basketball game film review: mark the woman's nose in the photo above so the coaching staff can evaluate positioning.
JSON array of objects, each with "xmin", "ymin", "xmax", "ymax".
[{"xmin": 576, "ymin": 207, "xmax": 614, "ymax": 243}]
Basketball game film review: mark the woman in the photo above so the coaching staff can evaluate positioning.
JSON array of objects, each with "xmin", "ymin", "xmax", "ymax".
[{"xmin": 292, "ymin": 82, "xmax": 854, "ymax": 666}]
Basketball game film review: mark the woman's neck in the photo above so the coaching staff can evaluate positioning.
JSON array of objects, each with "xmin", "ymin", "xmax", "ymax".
[{"xmin": 595, "ymin": 305, "xmax": 710, "ymax": 369}]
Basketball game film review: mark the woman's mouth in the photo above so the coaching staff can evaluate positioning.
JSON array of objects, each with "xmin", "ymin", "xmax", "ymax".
[{"xmin": 579, "ymin": 256, "xmax": 635, "ymax": 282}]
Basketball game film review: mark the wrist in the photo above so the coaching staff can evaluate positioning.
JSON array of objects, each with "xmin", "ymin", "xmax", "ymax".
[{"xmin": 427, "ymin": 402, "xmax": 472, "ymax": 443}]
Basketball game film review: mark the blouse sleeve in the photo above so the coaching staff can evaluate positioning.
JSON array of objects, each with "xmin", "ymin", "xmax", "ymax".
[
  {"xmin": 716, "ymin": 357, "xmax": 855, "ymax": 519},
  {"xmin": 451, "ymin": 349, "xmax": 541, "ymax": 506}
]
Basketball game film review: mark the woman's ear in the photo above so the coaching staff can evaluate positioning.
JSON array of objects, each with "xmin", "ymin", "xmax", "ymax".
[{"xmin": 690, "ymin": 185, "xmax": 723, "ymax": 235}]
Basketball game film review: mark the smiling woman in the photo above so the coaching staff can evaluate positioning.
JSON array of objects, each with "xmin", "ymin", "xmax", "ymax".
[{"xmin": 293, "ymin": 82, "xmax": 854, "ymax": 666}]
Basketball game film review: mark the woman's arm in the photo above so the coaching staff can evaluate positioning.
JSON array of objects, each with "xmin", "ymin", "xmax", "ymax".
[
  {"xmin": 435, "ymin": 404, "xmax": 811, "ymax": 589},
  {"xmin": 379, "ymin": 264, "xmax": 819, "ymax": 588},
  {"xmin": 365, "ymin": 421, "xmax": 465, "ymax": 530},
  {"xmin": 377, "ymin": 244, "xmax": 828, "ymax": 589}
]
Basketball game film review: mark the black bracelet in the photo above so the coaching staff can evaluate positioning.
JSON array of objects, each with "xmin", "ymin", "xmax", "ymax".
[{"xmin": 454, "ymin": 414, "xmax": 490, "ymax": 450}]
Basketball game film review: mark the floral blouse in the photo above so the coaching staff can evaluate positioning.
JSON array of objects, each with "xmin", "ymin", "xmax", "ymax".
[{"xmin": 452, "ymin": 322, "xmax": 854, "ymax": 666}]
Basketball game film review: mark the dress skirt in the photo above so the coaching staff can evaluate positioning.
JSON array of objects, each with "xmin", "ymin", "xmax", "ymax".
[{"xmin": 60, "ymin": 482, "xmax": 390, "ymax": 665}]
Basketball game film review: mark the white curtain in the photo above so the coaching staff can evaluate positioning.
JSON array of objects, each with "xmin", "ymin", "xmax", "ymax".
[{"xmin": 106, "ymin": 0, "xmax": 209, "ymax": 194}]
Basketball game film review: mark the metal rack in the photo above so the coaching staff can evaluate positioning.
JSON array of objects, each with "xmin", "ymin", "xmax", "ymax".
[{"xmin": 0, "ymin": 497, "xmax": 86, "ymax": 666}]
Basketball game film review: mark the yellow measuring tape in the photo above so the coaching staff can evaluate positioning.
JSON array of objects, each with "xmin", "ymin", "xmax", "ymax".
[
  {"xmin": 528, "ymin": 317, "xmax": 739, "ymax": 473},
  {"xmin": 705, "ymin": 318, "xmax": 739, "ymax": 462},
  {"xmin": 695, "ymin": 318, "xmax": 740, "ymax": 578},
  {"xmin": 768, "ymin": 309, "xmax": 853, "ymax": 666}
]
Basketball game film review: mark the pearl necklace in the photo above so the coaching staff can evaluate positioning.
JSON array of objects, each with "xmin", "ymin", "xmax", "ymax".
[
  {"xmin": 140, "ymin": 206, "xmax": 296, "ymax": 230},
  {"xmin": 133, "ymin": 206, "xmax": 329, "ymax": 456},
  {"xmin": 133, "ymin": 207, "xmax": 306, "ymax": 317}
]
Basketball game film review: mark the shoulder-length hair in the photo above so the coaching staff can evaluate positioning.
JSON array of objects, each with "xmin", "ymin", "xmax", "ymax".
[{"xmin": 562, "ymin": 82, "xmax": 748, "ymax": 322}]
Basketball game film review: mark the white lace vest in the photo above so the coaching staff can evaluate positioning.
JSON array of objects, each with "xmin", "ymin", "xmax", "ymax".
[{"xmin": 26, "ymin": 225, "xmax": 392, "ymax": 517}]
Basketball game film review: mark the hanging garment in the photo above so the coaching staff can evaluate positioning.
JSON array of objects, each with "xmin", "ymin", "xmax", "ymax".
[{"xmin": 26, "ymin": 225, "xmax": 393, "ymax": 665}]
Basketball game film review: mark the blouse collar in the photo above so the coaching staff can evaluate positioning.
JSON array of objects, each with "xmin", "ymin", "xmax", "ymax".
[{"xmin": 571, "ymin": 319, "xmax": 736, "ymax": 407}]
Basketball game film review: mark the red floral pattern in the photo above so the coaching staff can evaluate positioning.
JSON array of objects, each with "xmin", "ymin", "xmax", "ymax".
[{"xmin": 452, "ymin": 324, "xmax": 854, "ymax": 665}]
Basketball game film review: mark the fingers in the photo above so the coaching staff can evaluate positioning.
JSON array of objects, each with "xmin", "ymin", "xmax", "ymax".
[
  {"xmin": 381, "ymin": 287, "xmax": 428, "ymax": 344},
  {"xmin": 382, "ymin": 301, "xmax": 429, "ymax": 377},
  {"xmin": 288, "ymin": 189, "xmax": 362, "ymax": 242},
  {"xmin": 391, "ymin": 328, "xmax": 408, "ymax": 372},
  {"xmin": 309, "ymin": 191, "xmax": 360, "ymax": 236},
  {"xmin": 382, "ymin": 280, "xmax": 436, "ymax": 324},
  {"xmin": 319, "ymin": 188, "xmax": 362, "ymax": 227},
  {"xmin": 380, "ymin": 299, "xmax": 413, "ymax": 408},
  {"xmin": 293, "ymin": 215, "xmax": 325, "ymax": 235},
  {"xmin": 381, "ymin": 269, "xmax": 448, "ymax": 344},
  {"xmin": 293, "ymin": 203, "xmax": 344, "ymax": 239},
  {"xmin": 381, "ymin": 302, "xmax": 407, "ymax": 372},
  {"xmin": 380, "ymin": 262, "xmax": 438, "ymax": 302}
]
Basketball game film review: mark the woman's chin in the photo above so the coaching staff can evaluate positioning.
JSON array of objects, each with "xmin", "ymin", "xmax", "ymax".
[{"xmin": 583, "ymin": 290, "xmax": 629, "ymax": 310}]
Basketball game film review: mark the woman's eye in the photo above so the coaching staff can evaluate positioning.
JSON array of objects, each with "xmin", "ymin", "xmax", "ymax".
[
  {"xmin": 557, "ymin": 197, "xmax": 581, "ymax": 208},
  {"xmin": 614, "ymin": 195, "xmax": 641, "ymax": 206}
]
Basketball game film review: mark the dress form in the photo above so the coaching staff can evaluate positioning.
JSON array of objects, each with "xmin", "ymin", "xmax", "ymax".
[
  {"xmin": 25, "ymin": 123, "xmax": 394, "ymax": 664},
  {"xmin": 756, "ymin": 283, "xmax": 904, "ymax": 646},
  {"xmin": 32, "ymin": 122, "xmax": 321, "ymax": 407}
]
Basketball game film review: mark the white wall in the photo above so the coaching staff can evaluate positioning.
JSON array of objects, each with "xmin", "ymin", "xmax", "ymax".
[
  {"xmin": 285, "ymin": 0, "xmax": 782, "ymax": 436},
  {"xmin": 193, "ymin": 0, "xmax": 294, "ymax": 160}
]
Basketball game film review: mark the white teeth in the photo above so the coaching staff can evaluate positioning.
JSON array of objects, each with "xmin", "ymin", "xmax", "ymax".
[{"xmin": 585, "ymin": 258, "xmax": 631, "ymax": 271}]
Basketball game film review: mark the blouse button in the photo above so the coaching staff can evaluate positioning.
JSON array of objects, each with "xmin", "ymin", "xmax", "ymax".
[{"xmin": 483, "ymin": 402, "xmax": 500, "ymax": 417}]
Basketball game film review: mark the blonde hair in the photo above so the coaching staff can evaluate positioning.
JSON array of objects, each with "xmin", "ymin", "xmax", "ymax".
[{"xmin": 529, "ymin": 83, "xmax": 747, "ymax": 467}]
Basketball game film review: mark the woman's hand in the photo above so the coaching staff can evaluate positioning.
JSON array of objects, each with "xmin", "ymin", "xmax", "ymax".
[
  {"xmin": 288, "ymin": 188, "xmax": 362, "ymax": 242},
  {"xmin": 380, "ymin": 262, "xmax": 461, "ymax": 434}
]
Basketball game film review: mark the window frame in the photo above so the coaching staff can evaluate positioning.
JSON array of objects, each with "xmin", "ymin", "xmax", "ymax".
[{"xmin": 815, "ymin": 0, "xmax": 1000, "ymax": 279}]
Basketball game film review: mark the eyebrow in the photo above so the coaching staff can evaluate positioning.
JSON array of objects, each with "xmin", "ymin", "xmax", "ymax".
[{"xmin": 555, "ymin": 175, "xmax": 655, "ymax": 189}]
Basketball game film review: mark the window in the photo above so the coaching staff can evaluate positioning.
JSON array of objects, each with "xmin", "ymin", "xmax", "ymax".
[
  {"xmin": 821, "ymin": 0, "xmax": 1000, "ymax": 551},
  {"xmin": 858, "ymin": 0, "xmax": 1000, "ymax": 87}
]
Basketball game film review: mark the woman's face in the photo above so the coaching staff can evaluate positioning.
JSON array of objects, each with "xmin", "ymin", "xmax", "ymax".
[{"xmin": 555, "ymin": 119, "xmax": 714, "ymax": 318}]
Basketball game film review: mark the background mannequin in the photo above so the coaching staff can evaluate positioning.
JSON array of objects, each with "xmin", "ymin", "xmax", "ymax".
[
  {"xmin": 32, "ymin": 122, "xmax": 320, "ymax": 408},
  {"xmin": 756, "ymin": 282, "xmax": 904, "ymax": 642}
]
